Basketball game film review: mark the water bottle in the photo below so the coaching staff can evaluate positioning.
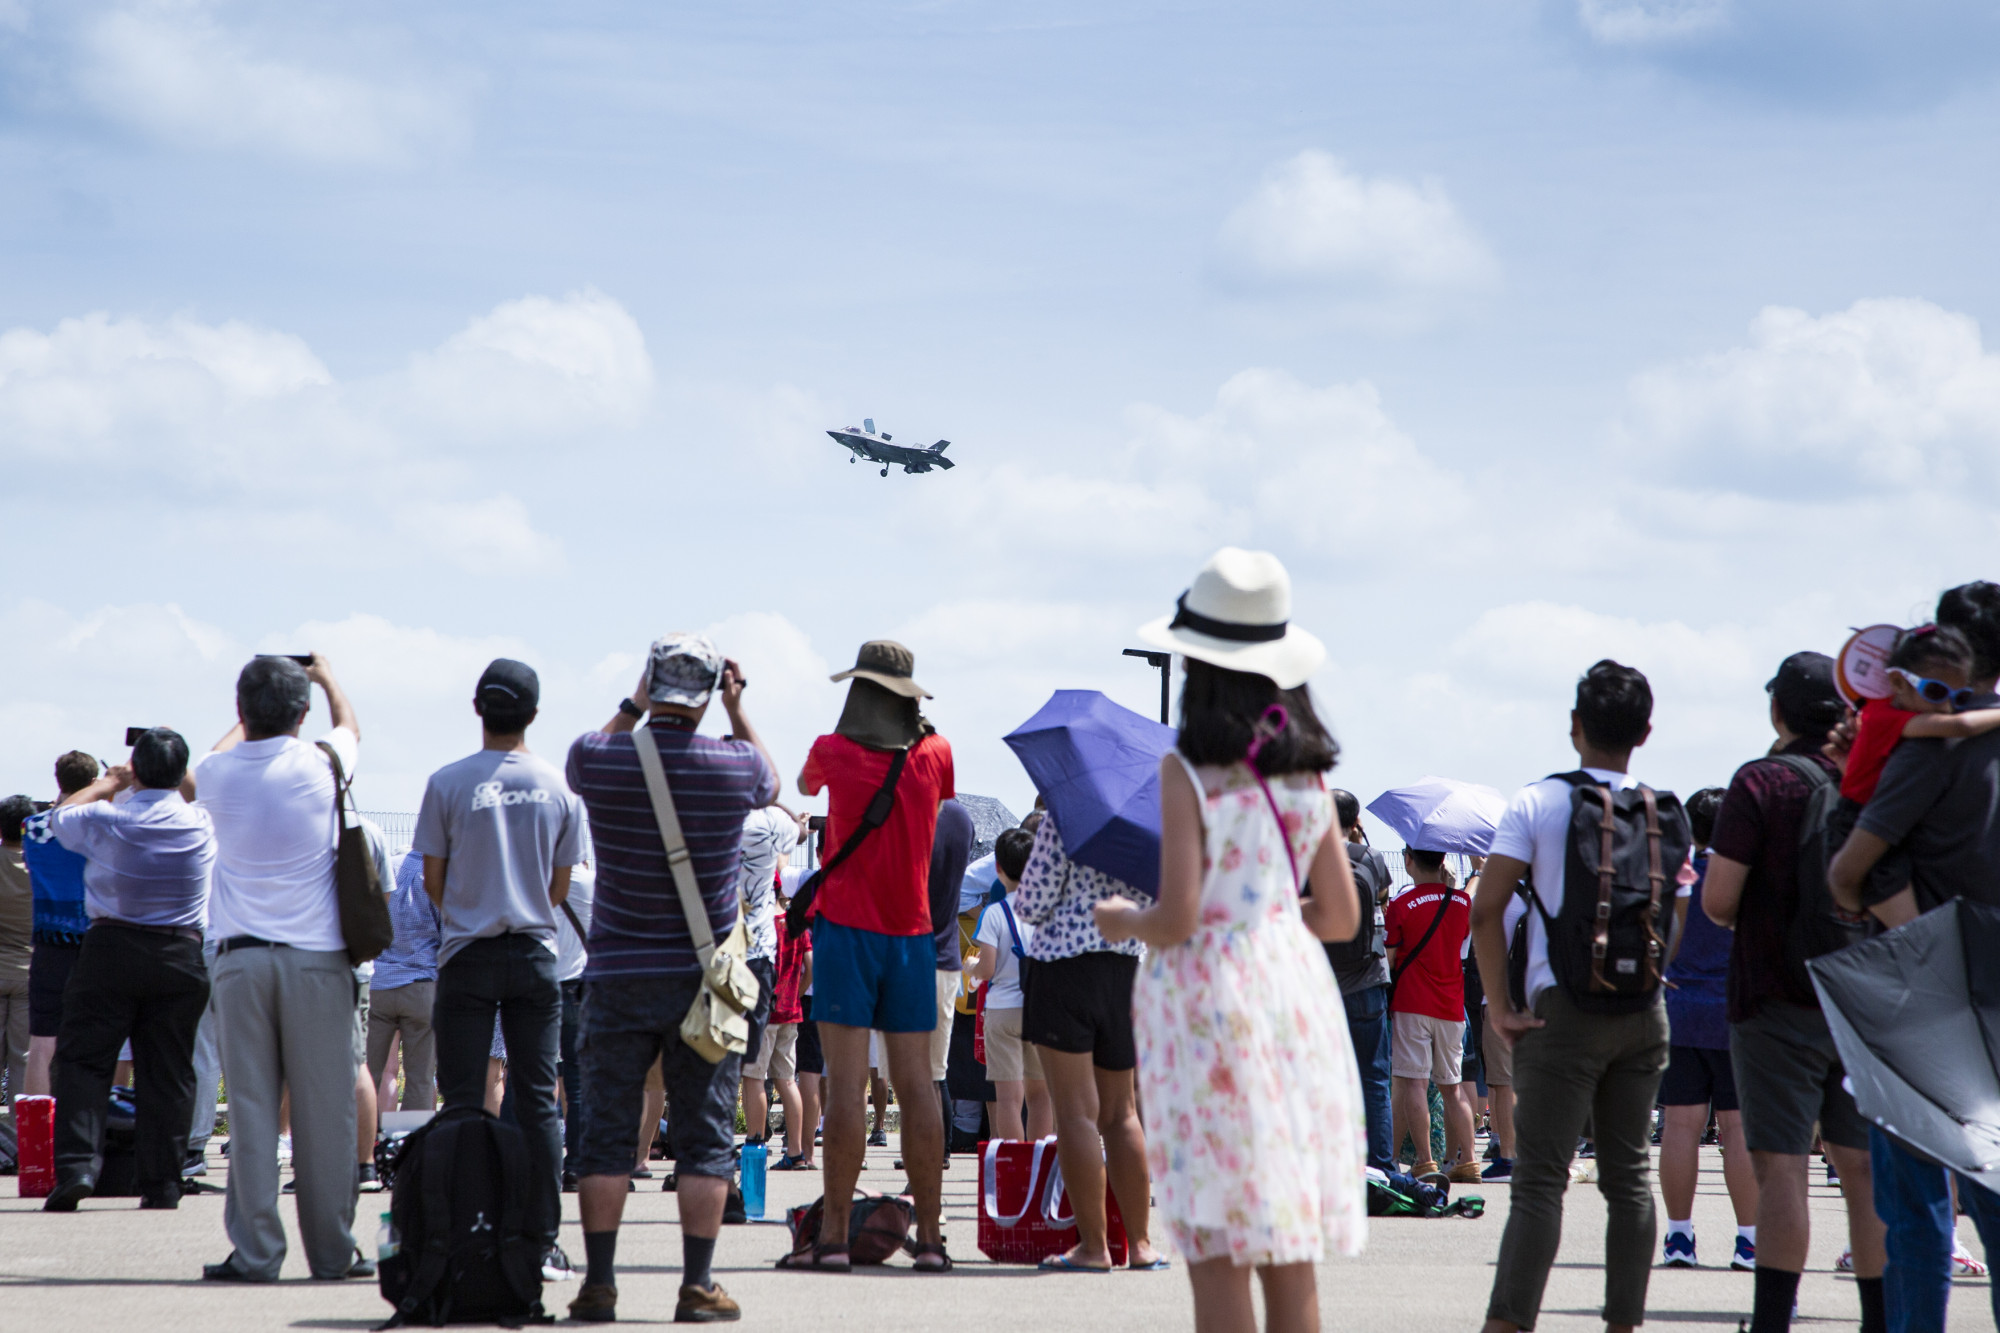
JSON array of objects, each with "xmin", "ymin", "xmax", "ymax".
[
  {"xmin": 740, "ymin": 1140, "xmax": 767, "ymax": 1219},
  {"xmin": 377, "ymin": 1211, "xmax": 399, "ymax": 1261}
]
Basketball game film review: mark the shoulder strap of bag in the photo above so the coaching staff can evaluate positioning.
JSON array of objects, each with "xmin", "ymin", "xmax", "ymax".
[
  {"xmin": 317, "ymin": 739, "xmax": 357, "ymax": 837},
  {"xmin": 819, "ymin": 746, "xmax": 914, "ymax": 881},
  {"xmin": 1390, "ymin": 887, "xmax": 1455, "ymax": 989},
  {"xmin": 631, "ymin": 728, "xmax": 720, "ymax": 966},
  {"xmin": 1767, "ymin": 752, "xmax": 1836, "ymax": 793},
  {"xmin": 560, "ymin": 900, "xmax": 586, "ymax": 942},
  {"xmin": 998, "ymin": 898, "xmax": 1027, "ymax": 960}
]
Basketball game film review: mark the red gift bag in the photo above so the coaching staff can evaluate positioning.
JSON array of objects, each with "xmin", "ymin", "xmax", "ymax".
[
  {"xmin": 977, "ymin": 1136, "xmax": 1128, "ymax": 1265},
  {"xmin": 16, "ymin": 1095, "xmax": 54, "ymax": 1199}
]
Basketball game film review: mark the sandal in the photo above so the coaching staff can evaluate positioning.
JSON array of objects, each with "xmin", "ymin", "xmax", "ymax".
[
  {"xmin": 776, "ymin": 1243, "xmax": 851, "ymax": 1272},
  {"xmin": 910, "ymin": 1241, "xmax": 953, "ymax": 1272}
]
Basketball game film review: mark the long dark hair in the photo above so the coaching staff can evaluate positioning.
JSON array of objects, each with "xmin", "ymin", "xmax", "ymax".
[{"xmin": 1176, "ymin": 658, "xmax": 1339, "ymax": 776}]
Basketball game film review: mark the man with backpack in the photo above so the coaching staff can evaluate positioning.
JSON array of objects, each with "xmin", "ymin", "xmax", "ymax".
[
  {"xmin": 1325, "ymin": 790, "xmax": 1394, "ymax": 1175},
  {"xmin": 564, "ymin": 633, "xmax": 778, "ymax": 1323},
  {"xmin": 415, "ymin": 659, "xmax": 586, "ymax": 1282},
  {"xmin": 1700, "ymin": 652, "xmax": 1885, "ymax": 1333},
  {"xmin": 1469, "ymin": 660, "xmax": 1692, "ymax": 1333}
]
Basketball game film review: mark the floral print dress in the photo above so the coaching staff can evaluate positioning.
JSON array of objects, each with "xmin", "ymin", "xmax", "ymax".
[{"xmin": 1133, "ymin": 755, "xmax": 1367, "ymax": 1266}]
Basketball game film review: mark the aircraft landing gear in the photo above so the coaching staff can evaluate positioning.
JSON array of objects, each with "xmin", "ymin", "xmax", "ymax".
[
  {"xmin": 849, "ymin": 456, "xmax": 856, "ymax": 463},
  {"xmin": 880, "ymin": 467, "xmax": 889, "ymax": 476}
]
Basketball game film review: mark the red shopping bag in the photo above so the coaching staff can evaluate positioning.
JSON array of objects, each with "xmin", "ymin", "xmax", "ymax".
[
  {"xmin": 16, "ymin": 1096, "xmax": 54, "ymax": 1199},
  {"xmin": 977, "ymin": 1136, "xmax": 1128, "ymax": 1265}
]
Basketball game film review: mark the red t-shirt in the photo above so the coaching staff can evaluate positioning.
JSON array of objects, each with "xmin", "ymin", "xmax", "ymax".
[
  {"xmin": 1384, "ymin": 881, "xmax": 1471, "ymax": 1022},
  {"xmin": 799, "ymin": 733, "xmax": 955, "ymax": 937},
  {"xmin": 1841, "ymin": 696, "xmax": 1921, "ymax": 804}
]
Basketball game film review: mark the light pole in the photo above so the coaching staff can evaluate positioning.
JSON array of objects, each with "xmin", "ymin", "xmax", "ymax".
[{"xmin": 1123, "ymin": 649, "xmax": 1172, "ymax": 725}]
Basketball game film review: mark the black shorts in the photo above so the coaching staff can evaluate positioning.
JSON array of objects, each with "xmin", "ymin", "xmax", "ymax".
[
  {"xmin": 795, "ymin": 994, "xmax": 824, "ymax": 1076},
  {"xmin": 29, "ymin": 939, "xmax": 81, "ymax": 1038},
  {"xmin": 1730, "ymin": 1002, "xmax": 1869, "ymax": 1153},
  {"xmin": 1021, "ymin": 951, "xmax": 1138, "ymax": 1072},
  {"xmin": 1658, "ymin": 1044, "xmax": 1738, "ymax": 1112},
  {"xmin": 574, "ymin": 974, "xmax": 741, "ymax": 1180}
]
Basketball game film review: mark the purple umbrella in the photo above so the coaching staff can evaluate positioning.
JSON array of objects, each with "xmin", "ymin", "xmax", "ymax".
[{"xmin": 1003, "ymin": 690, "xmax": 1179, "ymax": 898}]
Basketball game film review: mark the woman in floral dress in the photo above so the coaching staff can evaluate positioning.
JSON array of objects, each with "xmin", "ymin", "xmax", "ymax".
[{"xmin": 1097, "ymin": 547, "xmax": 1367, "ymax": 1333}]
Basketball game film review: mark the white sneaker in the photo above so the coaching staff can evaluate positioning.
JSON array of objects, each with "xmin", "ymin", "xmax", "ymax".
[
  {"xmin": 1953, "ymin": 1239, "xmax": 1989, "ymax": 1278},
  {"xmin": 1835, "ymin": 1249, "xmax": 1854, "ymax": 1272},
  {"xmin": 277, "ymin": 1134, "xmax": 293, "ymax": 1165},
  {"xmin": 543, "ymin": 1245, "xmax": 578, "ymax": 1283}
]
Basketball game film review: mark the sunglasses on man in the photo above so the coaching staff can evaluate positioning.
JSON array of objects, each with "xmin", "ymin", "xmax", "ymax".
[{"xmin": 1888, "ymin": 666, "xmax": 1976, "ymax": 710}]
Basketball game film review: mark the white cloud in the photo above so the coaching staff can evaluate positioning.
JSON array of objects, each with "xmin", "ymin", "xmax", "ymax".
[
  {"xmin": 73, "ymin": 1, "xmax": 464, "ymax": 166},
  {"xmin": 0, "ymin": 312, "xmax": 332, "ymax": 475},
  {"xmin": 0, "ymin": 290, "xmax": 649, "ymax": 566},
  {"xmin": 395, "ymin": 495, "xmax": 566, "ymax": 574},
  {"xmin": 1622, "ymin": 297, "xmax": 2000, "ymax": 498},
  {"xmin": 408, "ymin": 291, "xmax": 655, "ymax": 433},
  {"xmin": 1577, "ymin": 0, "xmax": 1731, "ymax": 47},
  {"xmin": 951, "ymin": 368, "xmax": 1469, "ymax": 569},
  {"xmin": 1213, "ymin": 150, "xmax": 1498, "ymax": 326}
]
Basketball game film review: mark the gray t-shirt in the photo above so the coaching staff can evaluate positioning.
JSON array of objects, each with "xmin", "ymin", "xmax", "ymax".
[
  {"xmin": 1856, "ymin": 705, "xmax": 2000, "ymax": 912},
  {"xmin": 1322, "ymin": 844, "xmax": 1391, "ymax": 994},
  {"xmin": 413, "ymin": 749, "xmax": 586, "ymax": 967}
]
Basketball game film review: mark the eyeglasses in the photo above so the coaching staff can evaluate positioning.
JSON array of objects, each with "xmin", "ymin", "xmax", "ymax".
[{"xmin": 1888, "ymin": 667, "xmax": 1976, "ymax": 710}]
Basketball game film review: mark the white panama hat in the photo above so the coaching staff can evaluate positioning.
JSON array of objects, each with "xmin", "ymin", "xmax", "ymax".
[{"xmin": 1137, "ymin": 547, "xmax": 1325, "ymax": 690}]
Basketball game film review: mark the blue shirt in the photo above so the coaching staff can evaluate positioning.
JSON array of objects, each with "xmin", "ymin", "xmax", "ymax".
[
  {"xmin": 567, "ymin": 723, "xmax": 776, "ymax": 980},
  {"xmin": 22, "ymin": 809, "xmax": 94, "ymax": 940},
  {"xmin": 373, "ymin": 850, "xmax": 443, "ymax": 989},
  {"xmin": 52, "ymin": 789, "xmax": 215, "ymax": 930},
  {"xmin": 1665, "ymin": 854, "xmax": 1731, "ymax": 1050}
]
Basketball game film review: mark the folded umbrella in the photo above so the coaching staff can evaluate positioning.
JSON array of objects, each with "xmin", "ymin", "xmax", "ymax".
[
  {"xmin": 1366, "ymin": 777, "xmax": 1508, "ymax": 857},
  {"xmin": 1003, "ymin": 690, "xmax": 1178, "ymax": 899},
  {"xmin": 1809, "ymin": 898, "xmax": 2000, "ymax": 1192}
]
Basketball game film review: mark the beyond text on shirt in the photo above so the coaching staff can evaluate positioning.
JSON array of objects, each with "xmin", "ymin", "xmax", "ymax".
[
  {"xmin": 52, "ymin": 789, "xmax": 216, "ymax": 930},
  {"xmin": 413, "ymin": 748, "xmax": 586, "ymax": 967},
  {"xmin": 566, "ymin": 722, "xmax": 777, "ymax": 980},
  {"xmin": 798, "ymin": 732, "xmax": 955, "ymax": 938},
  {"xmin": 194, "ymin": 726, "xmax": 357, "ymax": 952}
]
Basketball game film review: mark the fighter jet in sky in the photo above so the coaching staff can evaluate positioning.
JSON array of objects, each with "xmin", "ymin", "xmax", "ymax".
[{"xmin": 827, "ymin": 419, "xmax": 955, "ymax": 476}]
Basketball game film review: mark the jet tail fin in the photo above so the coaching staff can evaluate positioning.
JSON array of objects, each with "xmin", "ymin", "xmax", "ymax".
[{"xmin": 929, "ymin": 440, "xmax": 950, "ymax": 454}]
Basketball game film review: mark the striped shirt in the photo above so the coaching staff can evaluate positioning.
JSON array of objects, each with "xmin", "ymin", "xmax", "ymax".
[{"xmin": 566, "ymin": 722, "xmax": 777, "ymax": 979}]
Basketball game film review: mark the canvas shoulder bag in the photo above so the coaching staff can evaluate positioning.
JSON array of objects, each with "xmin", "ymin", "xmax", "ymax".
[
  {"xmin": 317, "ymin": 740, "xmax": 394, "ymax": 965},
  {"xmin": 631, "ymin": 728, "xmax": 761, "ymax": 1064}
]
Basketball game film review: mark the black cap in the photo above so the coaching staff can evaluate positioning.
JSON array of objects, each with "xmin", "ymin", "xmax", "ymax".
[
  {"xmin": 1767, "ymin": 651, "xmax": 1840, "ymax": 724},
  {"xmin": 476, "ymin": 658, "xmax": 540, "ymax": 710}
]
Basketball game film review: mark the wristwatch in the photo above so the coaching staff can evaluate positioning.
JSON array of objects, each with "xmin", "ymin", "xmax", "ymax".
[{"xmin": 618, "ymin": 697, "xmax": 644, "ymax": 719}]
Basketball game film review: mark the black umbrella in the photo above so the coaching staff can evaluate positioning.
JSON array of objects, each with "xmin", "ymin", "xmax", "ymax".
[
  {"xmin": 1809, "ymin": 898, "xmax": 2000, "ymax": 1191},
  {"xmin": 955, "ymin": 793, "xmax": 1020, "ymax": 862}
]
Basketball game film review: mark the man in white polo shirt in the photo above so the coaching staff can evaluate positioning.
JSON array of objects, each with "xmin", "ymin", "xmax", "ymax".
[{"xmin": 193, "ymin": 653, "xmax": 369, "ymax": 1284}]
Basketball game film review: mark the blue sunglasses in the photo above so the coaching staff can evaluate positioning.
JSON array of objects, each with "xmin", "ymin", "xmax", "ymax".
[{"xmin": 1889, "ymin": 667, "xmax": 1975, "ymax": 710}]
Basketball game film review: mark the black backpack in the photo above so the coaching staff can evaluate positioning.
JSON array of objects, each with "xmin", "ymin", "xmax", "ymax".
[
  {"xmin": 1525, "ymin": 773, "xmax": 1692, "ymax": 1015},
  {"xmin": 377, "ymin": 1106, "xmax": 549, "ymax": 1329},
  {"xmin": 1766, "ymin": 754, "xmax": 1877, "ymax": 986}
]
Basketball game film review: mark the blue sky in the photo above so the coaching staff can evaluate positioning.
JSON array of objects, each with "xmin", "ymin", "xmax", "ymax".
[{"xmin": 5, "ymin": 0, "xmax": 2000, "ymax": 826}]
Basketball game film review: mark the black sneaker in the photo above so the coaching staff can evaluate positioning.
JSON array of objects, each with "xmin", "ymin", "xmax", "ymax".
[
  {"xmin": 43, "ymin": 1175, "xmax": 95, "ymax": 1212},
  {"xmin": 867, "ymin": 1130, "xmax": 888, "ymax": 1147},
  {"xmin": 182, "ymin": 1150, "xmax": 208, "ymax": 1178}
]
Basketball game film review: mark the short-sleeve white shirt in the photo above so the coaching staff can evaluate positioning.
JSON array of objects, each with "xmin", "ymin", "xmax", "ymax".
[{"xmin": 194, "ymin": 726, "xmax": 357, "ymax": 952}]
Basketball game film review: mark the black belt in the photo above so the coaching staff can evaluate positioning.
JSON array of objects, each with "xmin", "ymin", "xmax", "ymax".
[
  {"xmin": 97, "ymin": 919, "xmax": 204, "ymax": 943},
  {"xmin": 216, "ymin": 935, "xmax": 285, "ymax": 955}
]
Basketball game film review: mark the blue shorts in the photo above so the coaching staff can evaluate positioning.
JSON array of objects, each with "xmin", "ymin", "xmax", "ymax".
[{"xmin": 811, "ymin": 919, "xmax": 937, "ymax": 1033}]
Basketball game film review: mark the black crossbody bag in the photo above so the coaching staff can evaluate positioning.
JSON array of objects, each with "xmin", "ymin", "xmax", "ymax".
[{"xmin": 784, "ymin": 747, "xmax": 912, "ymax": 937}]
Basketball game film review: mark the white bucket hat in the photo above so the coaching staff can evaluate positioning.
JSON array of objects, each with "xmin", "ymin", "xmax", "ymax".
[{"xmin": 1137, "ymin": 547, "xmax": 1325, "ymax": 690}]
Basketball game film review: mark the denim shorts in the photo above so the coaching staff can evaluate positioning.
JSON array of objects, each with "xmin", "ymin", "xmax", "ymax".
[
  {"xmin": 574, "ymin": 974, "xmax": 741, "ymax": 1180},
  {"xmin": 810, "ymin": 919, "xmax": 937, "ymax": 1033}
]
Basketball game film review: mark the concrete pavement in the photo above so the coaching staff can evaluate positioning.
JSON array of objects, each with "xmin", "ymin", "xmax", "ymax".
[{"xmin": 2, "ymin": 1138, "xmax": 1992, "ymax": 1331}]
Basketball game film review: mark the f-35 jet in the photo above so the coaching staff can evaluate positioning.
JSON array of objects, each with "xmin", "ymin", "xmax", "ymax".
[{"xmin": 827, "ymin": 419, "xmax": 954, "ymax": 476}]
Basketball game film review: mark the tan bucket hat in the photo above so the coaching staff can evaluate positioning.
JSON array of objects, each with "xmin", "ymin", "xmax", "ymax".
[{"xmin": 829, "ymin": 640, "xmax": 932, "ymax": 699}]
